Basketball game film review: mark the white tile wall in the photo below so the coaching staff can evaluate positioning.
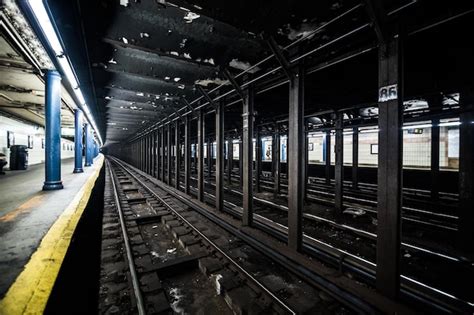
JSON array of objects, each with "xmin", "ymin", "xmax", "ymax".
[{"xmin": 1, "ymin": 115, "xmax": 75, "ymax": 169}]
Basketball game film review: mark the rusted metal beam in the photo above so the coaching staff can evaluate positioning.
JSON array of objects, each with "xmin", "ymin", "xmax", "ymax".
[
  {"xmin": 216, "ymin": 99, "xmax": 225, "ymax": 212},
  {"xmin": 457, "ymin": 92, "xmax": 474, "ymax": 251},
  {"xmin": 335, "ymin": 111, "xmax": 344, "ymax": 213},
  {"xmin": 288, "ymin": 65, "xmax": 305, "ymax": 251},
  {"xmin": 167, "ymin": 124, "xmax": 172, "ymax": 185},
  {"xmin": 255, "ymin": 127, "xmax": 262, "ymax": 193},
  {"xmin": 352, "ymin": 127, "xmax": 359, "ymax": 189},
  {"xmin": 197, "ymin": 110, "xmax": 204, "ymax": 201},
  {"xmin": 273, "ymin": 126, "xmax": 281, "ymax": 196},
  {"xmin": 174, "ymin": 120, "xmax": 180, "ymax": 189},
  {"xmin": 242, "ymin": 85, "xmax": 255, "ymax": 226},
  {"xmin": 325, "ymin": 130, "xmax": 331, "ymax": 184},
  {"xmin": 221, "ymin": 67, "xmax": 244, "ymax": 100},
  {"xmin": 266, "ymin": 36, "xmax": 293, "ymax": 79},
  {"xmin": 376, "ymin": 37, "xmax": 403, "ymax": 299},
  {"xmin": 184, "ymin": 116, "xmax": 191, "ymax": 194}
]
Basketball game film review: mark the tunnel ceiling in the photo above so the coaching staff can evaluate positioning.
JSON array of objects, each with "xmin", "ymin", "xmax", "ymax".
[{"xmin": 46, "ymin": 0, "xmax": 474, "ymax": 145}]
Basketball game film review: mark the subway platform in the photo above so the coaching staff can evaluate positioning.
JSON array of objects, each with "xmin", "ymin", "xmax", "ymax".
[{"xmin": 0, "ymin": 155, "xmax": 104, "ymax": 314}]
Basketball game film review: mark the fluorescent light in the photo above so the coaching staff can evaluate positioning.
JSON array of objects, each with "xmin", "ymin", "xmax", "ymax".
[
  {"xmin": 74, "ymin": 89, "xmax": 86, "ymax": 105},
  {"xmin": 28, "ymin": 0, "xmax": 63, "ymax": 55},
  {"xmin": 439, "ymin": 121, "xmax": 461, "ymax": 127},
  {"xmin": 27, "ymin": 0, "xmax": 103, "ymax": 146},
  {"xmin": 360, "ymin": 128, "xmax": 379, "ymax": 134},
  {"xmin": 402, "ymin": 123, "xmax": 432, "ymax": 130},
  {"xmin": 57, "ymin": 57, "xmax": 78, "ymax": 88}
]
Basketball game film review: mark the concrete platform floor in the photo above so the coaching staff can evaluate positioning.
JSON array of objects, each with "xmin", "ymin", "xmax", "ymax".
[{"xmin": 0, "ymin": 156, "xmax": 102, "ymax": 298}]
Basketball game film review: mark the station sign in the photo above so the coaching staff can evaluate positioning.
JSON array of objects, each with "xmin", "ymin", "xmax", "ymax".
[{"xmin": 379, "ymin": 84, "xmax": 398, "ymax": 102}]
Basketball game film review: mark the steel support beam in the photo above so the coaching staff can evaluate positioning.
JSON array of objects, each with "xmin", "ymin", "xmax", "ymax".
[
  {"xmin": 431, "ymin": 118, "xmax": 440, "ymax": 200},
  {"xmin": 273, "ymin": 127, "xmax": 281, "ymax": 196},
  {"xmin": 43, "ymin": 70, "xmax": 63, "ymax": 190},
  {"xmin": 335, "ymin": 112, "xmax": 344, "ymax": 213},
  {"xmin": 160, "ymin": 127, "xmax": 165, "ymax": 181},
  {"xmin": 242, "ymin": 86, "xmax": 255, "ymax": 226},
  {"xmin": 376, "ymin": 37, "xmax": 403, "ymax": 299},
  {"xmin": 85, "ymin": 123, "xmax": 92, "ymax": 167},
  {"xmin": 149, "ymin": 134, "xmax": 153, "ymax": 175},
  {"xmin": 73, "ymin": 109, "xmax": 84, "ymax": 174},
  {"xmin": 303, "ymin": 127, "xmax": 308, "ymax": 200},
  {"xmin": 146, "ymin": 135, "xmax": 150, "ymax": 174},
  {"xmin": 457, "ymin": 92, "xmax": 474, "ymax": 251},
  {"xmin": 167, "ymin": 124, "xmax": 172, "ymax": 185},
  {"xmin": 184, "ymin": 116, "xmax": 191, "ymax": 194},
  {"xmin": 175, "ymin": 121, "xmax": 180, "ymax": 189},
  {"xmin": 255, "ymin": 127, "xmax": 262, "ymax": 193},
  {"xmin": 216, "ymin": 100, "xmax": 225, "ymax": 212},
  {"xmin": 287, "ymin": 65, "xmax": 305, "ymax": 251},
  {"xmin": 154, "ymin": 130, "xmax": 159, "ymax": 178},
  {"xmin": 239, "ymin": 141, "xmax": 243, "ymax": 188},
  {"xmin": 227, "ymin": 138, "xmax": 234, "ymax": 185},
  {"xmin": 207, "ymin": 138, "xmax": 212, "ymax": 179},
  {"xmin": 197, "ymin": 110, "xmax": 204, "ymax": 201},
  {"xmin": 325, "ymin": 131, "xmax": 331, "ymax": 184},
  {"xmin": 352, "ymin": 127, "xmax": 359, "ymax": 188}
]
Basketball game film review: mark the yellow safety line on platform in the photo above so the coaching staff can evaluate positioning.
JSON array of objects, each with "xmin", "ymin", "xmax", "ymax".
[{"xmin": 0, "ymin": 155, "xmax": 104, "ymax": 315}]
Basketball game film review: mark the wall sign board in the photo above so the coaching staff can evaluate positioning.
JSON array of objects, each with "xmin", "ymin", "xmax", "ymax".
[{"xmin": 379, "ymin": 84, "xmax": 398, "ymax": 102}]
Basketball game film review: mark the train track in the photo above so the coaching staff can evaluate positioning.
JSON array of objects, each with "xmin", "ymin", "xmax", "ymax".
[
  {"xmin": 164, "ymin": 170, "xmax": 473, "ymax": 313},
  {"xmin": 101, "ymin": 157, "xmax": 377, "ymax": 314}
]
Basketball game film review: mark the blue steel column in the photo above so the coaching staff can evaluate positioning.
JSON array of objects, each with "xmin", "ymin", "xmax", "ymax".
[
  {"xmin": 85, "ymin": 123, "xmax": 92, "ymax": 167},
  {"xmin": 43, "ymin": 70, "xmax": 63, "ymax": 191},
  {"xmin": 73, "ymin": 109, "xmax": 84, "ymax": 173}
]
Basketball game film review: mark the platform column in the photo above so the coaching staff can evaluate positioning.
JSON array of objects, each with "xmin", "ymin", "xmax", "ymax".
[
  {"xmin": 376, "ymin": 37, "xmax": 403, "ymax": 299},
  {"xmin": 197, "ymin": 110, "xmax": 205, "ymax": 201},
  {"xmin": 227, "ymin": 137, "xmax": 234, "ymax": 185},
  {"xmin": 255, "ymin": 127, "xmax": 262, "ymax": 193},
  {"xmin": 325, "ymin": 130, "xmax": 331, "ymax": 184},
  {"xmin": 242, "ymin": 85, "xmax": 255, "ymax": 226},
  {"xmin": 175, "ymin": 121, "xmax": 180, "ymax": 189},
  {"xmin": 73, "ymin": 109, "xmax": 84, "ymax": 173},
  {"xmin": 352, "ymin": 127, "xmax": 359, "ymax": 188},
  {"xmin": 288, "ymin": 65, "xmax": 305, "ymax": 251},
  {"xmin": 458, "ymin": 92, "xmax": 474, "ymax": 251},
  {"xmin": 43, "ymin": 71, "xmax": 63, "ymax": 190},
  {"xmin": 216, "ymin": 99, "xmax": 224, "ymax": 212},
  {"xmin": 167, "ymin": 124, "xmax": 172, "ymax": 185},
  {"xmin": 335, "ymin": 111, "xmax": 344, "ymax": 213},
  {"xmin": 84, "ymin": 123, "xmax": 92, "ymax": 167},
  {"xmin": 184, "ymin": 116, "xmax": 191, "ymax": 194},
  {"xmin": 273, "ymin": 127, "xmax": 281, "ymax": 196}
]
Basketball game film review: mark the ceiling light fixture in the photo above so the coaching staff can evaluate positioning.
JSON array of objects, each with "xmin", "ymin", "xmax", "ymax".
[{"xmin": 25, "ymin": 0, "xmax": 103, "ymax": 146}]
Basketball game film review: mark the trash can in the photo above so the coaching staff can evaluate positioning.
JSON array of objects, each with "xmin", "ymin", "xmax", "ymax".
[{"xmin": 9, "ymin": 145, "xmax": 28, "ymax": 170}]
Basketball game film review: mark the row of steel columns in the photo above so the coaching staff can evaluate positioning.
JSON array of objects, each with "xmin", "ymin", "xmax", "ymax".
[
  {"xmin": 126, "ymin": 36, "xmax": 473, "ymax": 301},
  {"xmin": 42, "ymin": 70, "xmax": 98, "ymax": 191}
]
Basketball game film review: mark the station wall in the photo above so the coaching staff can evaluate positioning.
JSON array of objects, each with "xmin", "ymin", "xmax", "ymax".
[{"xmin": 0, "ymin": 115, "xmax": 75, "ymax": 169}]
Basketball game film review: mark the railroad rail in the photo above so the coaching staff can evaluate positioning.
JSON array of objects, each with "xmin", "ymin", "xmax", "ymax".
[{"xmin": 105, "ymin": 157, "xmax": 381, "ymax": 314}]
